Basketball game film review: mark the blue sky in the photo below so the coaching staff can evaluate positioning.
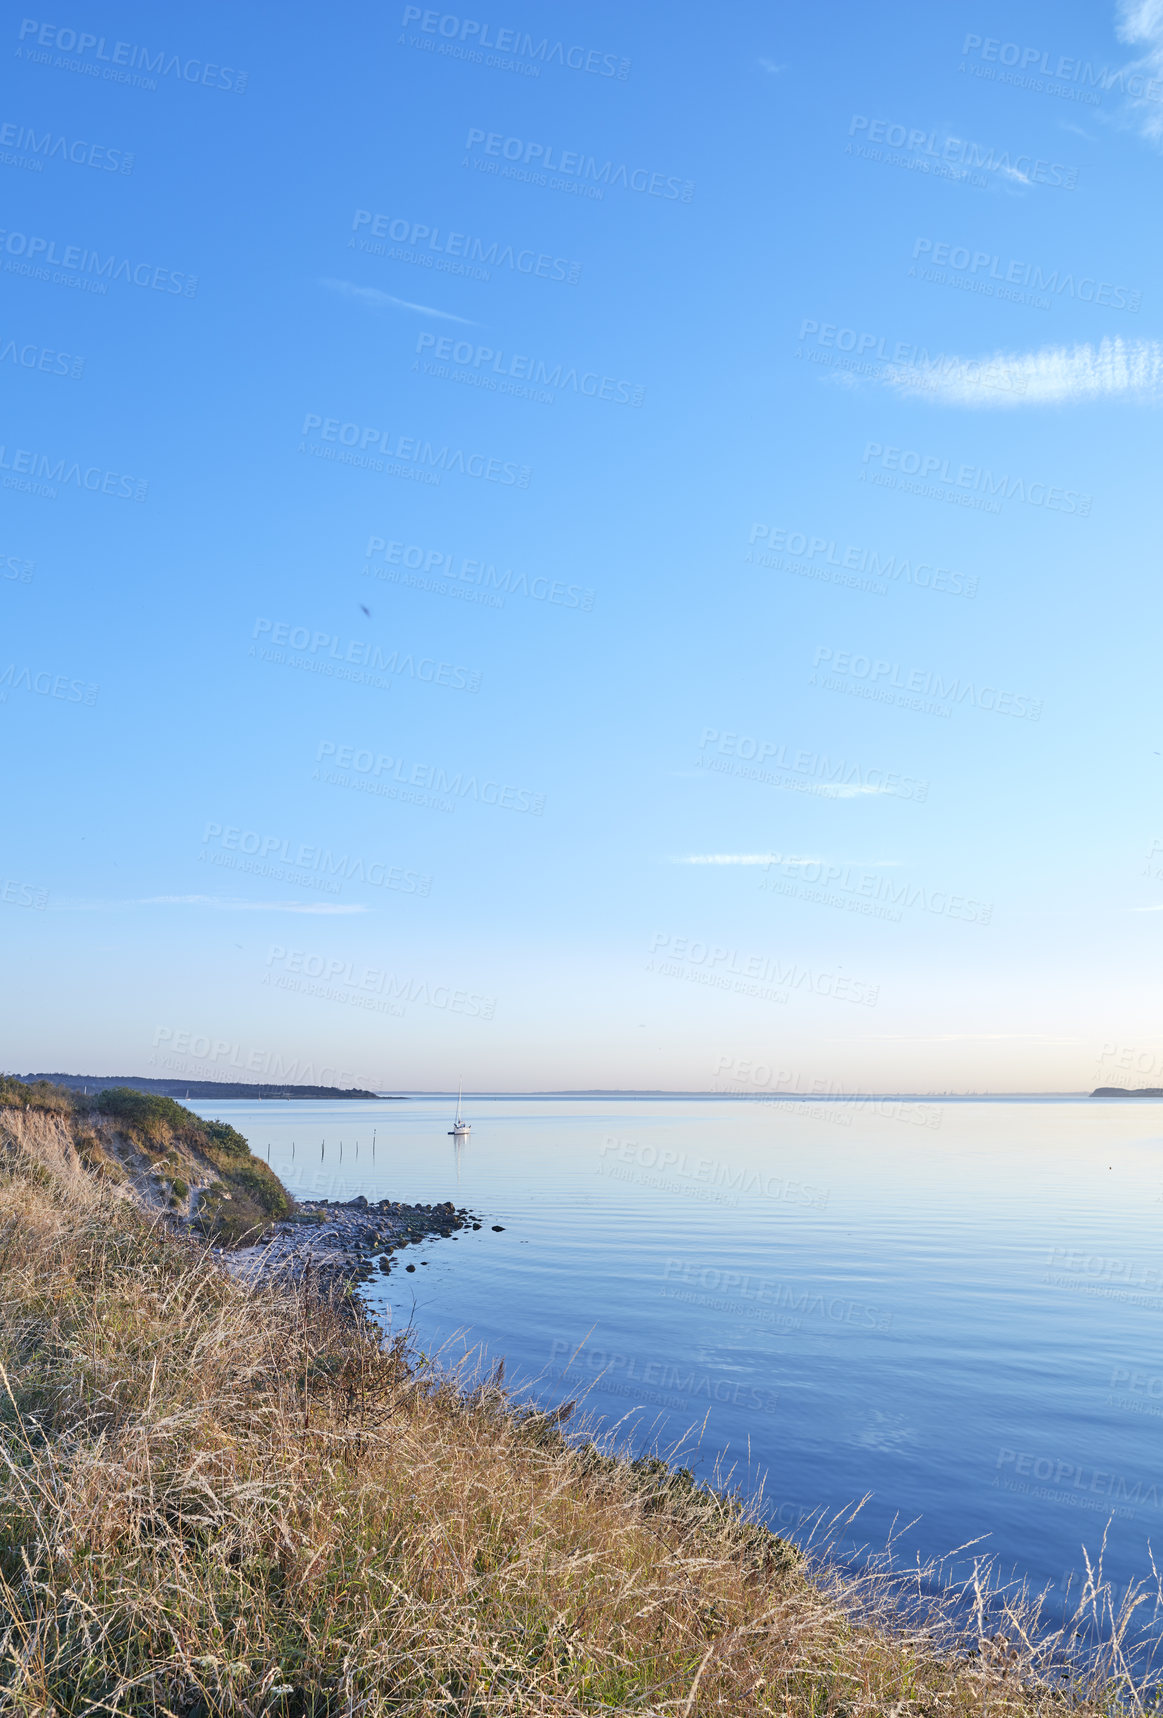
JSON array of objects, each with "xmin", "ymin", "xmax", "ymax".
[{"xmin": 3, "ymin": 0, "xmax": 1161, "ymax": 1092}]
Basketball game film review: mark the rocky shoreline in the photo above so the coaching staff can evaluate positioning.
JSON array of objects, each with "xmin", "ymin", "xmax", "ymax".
[{"xmin": 213, "ymin": 1195, "xmax": 495, "ymax": 1300}]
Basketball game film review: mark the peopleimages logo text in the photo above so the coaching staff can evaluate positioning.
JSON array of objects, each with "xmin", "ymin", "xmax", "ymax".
[
  {"xmin": 352, "ymin": 210, "xmax": 581, "ymax": 284},
  {"xmin": 761, "ymin": 853, "xmax": 993, "ymax": 926},
  {"xmin": 996, "ymin": 1448, "xmax": 1163, "ymax": 1512},
  {"xmin": 698, "ymin": 727, "xmax": 929, "ymax": 803},
  {"xmin": 547, "ymin": 1335, "xmax": 779, "ymax": 1414},
  {"xmin": 0, "ymin": 663, "xmax": 98, "ymax": 705},
  {"xmin": 812, "ymin": 647, "xmax": 1042, "ymax": 720},
  {"xmin": 299, "ymin": 414, "xmax": 530, "ymax": 488},
  {"xmin": 960, "ymin": 33, "xmax": 1163, "ymax": 102},
  {"xmin": 315, "ymin": 742, "xmax": 545, "ymax": 815},
  {"xmin": 648, "ymin": 932, "xmax": 879, "ymax": 1007},
  {"xmin": 748, "ymin": 523, "xmax": 975, "ymax": 598},
  {"xmin": 16, "ymin": 19, "xmax": 248, "ymax": 91},
  {"xmin": 861, "ymin": 442, "xmax": 1092, "ymax": 516},
  {"xmin": 364, "ymin": 536, "xmax": 593, "ymax": 611},
  {"xmin": 401, "ymin": 9, "xmax": 629, "ymax": 78},
  {"xmin": 265, "ymin": 946, "xmax": 496, "ymax": 1020},
  {"xmin": 795, "ymin": 317, "xmax": 1026, "ymax": 398},
  {"xmin": 0, "ymin": 443, "xmax": 147, "ymax": 501},
  {"xmin": 251, "ymin": 619, "xmax": 481, "ymax": 693},
  {"xmin": 201, "ymin": 822, "xmax": 431, "ymax": 896},
  {"xmin": 0, "ymin": 877, "xmax": 47, "ymax": 909},
  {"xmin": 151, "ymin": 1027, "xmax": 349, "ymax": 1087},
  {"xmin": 847, "ymin": 115, "xmax": 1078, "ymax": 187},
  {"xmin": 0, "ymin": 228, "xmax": 197, "ymax": 295},
  {"xmin": 0, "ymin": 120, "xmax": 133, "ymax": 172},
  {"xmin": 415, "ymin": 332, "xmax": 645, "ymax": 406},
  {"xmin": 599, "ymin": 1138, "xmax": 828, "ymax": 1210},
  {"xmin": 0, "ymin": 338, "xmax": 84, "ymax": 378},
  {"xmin": 911, "ymin": 239, "xmax": 1141, "ymax": 311},
  {"xmin": 464, "ymin": 129, "xmax": 694, "ymax": 201}
]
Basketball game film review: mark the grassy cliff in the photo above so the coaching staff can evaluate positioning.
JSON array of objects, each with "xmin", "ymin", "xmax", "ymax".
[
  {"xmin": 0, "ymin": 1080, "xmax": 1145, "ymax": 1713},
  {"xmin": 0, "ymin": 1075, "xmax": 291, "ymax": 1243}
]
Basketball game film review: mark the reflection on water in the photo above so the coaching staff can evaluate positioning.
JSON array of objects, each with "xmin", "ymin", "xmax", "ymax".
[{"xmin": 189, "ymin": 1093, "xmax": 1163, "ymax": 1612}]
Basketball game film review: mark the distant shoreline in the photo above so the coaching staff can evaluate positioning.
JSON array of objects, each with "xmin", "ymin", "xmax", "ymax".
[
  {"xmin": 14, "ymin": 1079, "xmax": 1154, "ymax": 1104},
  {"xmin": 20, "ymin": 1073, "xmax": 393, "ymax": 1101},
  {"xmin": 384, "ymin": 1088, "xmax": 1107, "ymax": 1100}
]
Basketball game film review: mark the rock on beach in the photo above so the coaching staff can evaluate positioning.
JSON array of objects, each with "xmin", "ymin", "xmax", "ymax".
[{"xmin": 218, "ymin": 1196, "xmax": 478, "ymax": 1299}]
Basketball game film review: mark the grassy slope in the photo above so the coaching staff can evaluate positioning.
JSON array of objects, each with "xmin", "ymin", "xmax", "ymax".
[
  {"xmin": 0, "ymin": 1076, "xmax": 292, "ymax": 1243},
  {"xmin": 0, "ymin": 1083, "xmax": 1146, "ymax": 1714}
]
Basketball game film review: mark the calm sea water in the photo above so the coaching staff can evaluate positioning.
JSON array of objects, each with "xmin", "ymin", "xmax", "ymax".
[{"xmin": 190, "ymin": 1094, "xmax": 1163, "ymax": 1614}]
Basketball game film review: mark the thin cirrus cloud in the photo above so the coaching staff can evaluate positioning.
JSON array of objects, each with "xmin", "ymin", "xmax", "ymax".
[
  {"xmin": 673, "ymin": 854, "xmax": 901, "ymax": 866},
  {"xmin": 50, "ymin": 895, "xmax": 369, "ymax": 914},
  {"xmin": 675, "ymin": 772, "xmax": 894, "ymax": 795},
  {"xmin": 141, "ymin": 896, "xmax": 368, "ymax": 914},
  {"xmin": 866, "ymin": 1034, "xmax": 1080, "ymax": 1043},
  {"xmin": 674, "ymin": 854, "xmax": 810, "ymax": 866},
  {"xmin": 321, "ymin": 278, "xmax": 476, "ymax": 324},
  {"xmin": 1117, "ymin": 0, "xmax": 1163, "ymax": 140},
  {"xmin": 883, "ymin": 336, "xmax": 1163, "ymax": 407}
]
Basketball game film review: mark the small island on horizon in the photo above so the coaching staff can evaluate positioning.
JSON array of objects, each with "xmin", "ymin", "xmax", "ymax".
[{"xmin": 1090, "ymin": 1086, "xmax": 1163, "ymax": 1097}]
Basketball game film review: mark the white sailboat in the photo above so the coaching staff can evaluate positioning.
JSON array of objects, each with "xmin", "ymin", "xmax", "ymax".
[{"xmin": 448, "ymin": 1081, "xmax": 471, "ymax": 1137}]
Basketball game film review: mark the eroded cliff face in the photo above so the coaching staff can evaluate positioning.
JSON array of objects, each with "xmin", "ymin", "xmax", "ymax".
[{"xmin": 0, "ymin": 1081, "xmax": 292, "ymax": 1244}]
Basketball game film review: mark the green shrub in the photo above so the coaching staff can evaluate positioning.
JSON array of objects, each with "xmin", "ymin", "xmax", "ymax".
[
  {"xmin": 95, "ymin": 1087, "xmax": 188, "ymax": 1129},
  {"xmin": 199, "ymin": 1157, "xmax": 290, "ymax": 1244},
  {"xmin": 0, "ymin": 1077, "xmax": 76, "ymax": 1114},
  {"xmin": 94, "ymin": 1086, "xmax": 197, "ymax": 1149},
  {"xmin": 201, "ymin": 1117, "xmax": 251, "ymax": 1158}
]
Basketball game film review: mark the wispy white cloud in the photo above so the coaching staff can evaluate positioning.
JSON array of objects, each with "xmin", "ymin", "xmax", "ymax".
[
  {"xmin": 884, "ymin": 336, "xmax": 1163, "ymax": 406},
  {"xmin": 142, "ymin": 896, "xmax": 368, "ymax": 914},
  {"xmin": 822, "ymin": 368, "xmax": 860, "ymax": 392},
  {"xmin": 679, "ymin": 768, "xmax": 900, "ymax": 797},
  {"xmin": 320, "ymin": 278, "xmax": 475, "ymax": 324},
  {"xmin": 673, "ymin": 854, "xmax": 901, "ymax": 866},
  {"xmin": 1117, "ymin": 0, "xmax": 1163, "ymax": 140},
  {"xmin": 758, "ymin": 58, "xmax": 786, "ymax": 74},
  {"xmin": 866, "ymin": 1033, "xmax": 1079, "ymax": 1043},
  {"xmin": 55, "ymin": 896, "xmax": 368, "ymax": 915},
  {"xmin": 674, "ymin": 854, "xmax": 797, "ymax": 866}
]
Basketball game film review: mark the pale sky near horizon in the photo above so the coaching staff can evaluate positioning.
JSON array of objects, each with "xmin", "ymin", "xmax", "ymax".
[{"xmin": 3, "ymin": 0, "xmax": 1162, "ymax": 1094}]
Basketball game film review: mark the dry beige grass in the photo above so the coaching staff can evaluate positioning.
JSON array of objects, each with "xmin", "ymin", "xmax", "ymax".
[{"xmin": 0, "ymin": 1104, "xmax": 1156, "ymax": 1715}]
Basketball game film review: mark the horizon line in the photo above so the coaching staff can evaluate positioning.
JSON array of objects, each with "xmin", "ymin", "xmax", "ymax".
[{"xmin": 15, "ymin": 1074, "xmax": 1152, "ymax": 1101}]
